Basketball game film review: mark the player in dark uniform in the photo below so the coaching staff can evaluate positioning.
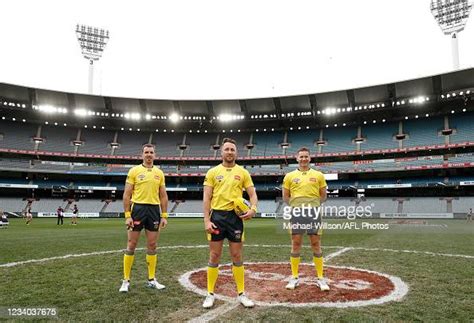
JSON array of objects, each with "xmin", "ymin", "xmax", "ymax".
[
  {"xmin": 56, "ymin": 206, "xmax": 64, "ymax": 225},
  {"xmin": 71, "ymin": 204, "xmax": 79, "ymax": 225}
]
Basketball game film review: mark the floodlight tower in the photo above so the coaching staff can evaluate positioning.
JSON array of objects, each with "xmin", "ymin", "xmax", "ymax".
[
  {"xmin": 75, "ymin": 24, "xmax": 110, "ymax": 94},
  {"xmin": 431, "ymin": 0, "xmax": 472, "ymax": 70}
]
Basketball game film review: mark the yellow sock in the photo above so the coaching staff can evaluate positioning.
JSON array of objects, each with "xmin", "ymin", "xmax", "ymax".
[
  {"xmin": 232, "ymin": 263, "xmax": 245, "ymax": 294},
  {"xmin": 313, "ymin": 254, "xmax": 323, "ymax": 279},
  {"xmin": 123, "ymin": 252, "xmax": 135, "ymax": 281},
  {"xmin": 146, "ymin": 253, "xmax": 157, "ymax": 280},
  {"xmin": 207, "ymin": 264, "xmax": 219, "ymax": 294},
  {"xmin": 290, "ymin": 254, "xmax": 301, "ymax": 278}
]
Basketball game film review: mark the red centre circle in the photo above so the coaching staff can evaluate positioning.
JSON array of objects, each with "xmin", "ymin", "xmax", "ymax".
[{"xmin": 188, "ymin": 263, "xmax": 396, "ymax": 303}]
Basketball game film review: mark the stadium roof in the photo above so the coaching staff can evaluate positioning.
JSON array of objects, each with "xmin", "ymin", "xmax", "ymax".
[{"xmin": 1, "ymin": 68, "xmax": 473, "ymax": 118}]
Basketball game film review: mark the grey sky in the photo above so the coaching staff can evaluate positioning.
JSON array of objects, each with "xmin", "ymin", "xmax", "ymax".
[{"xmin": 0, "ymin": 0, "xmax": 473, "ymax": 100}]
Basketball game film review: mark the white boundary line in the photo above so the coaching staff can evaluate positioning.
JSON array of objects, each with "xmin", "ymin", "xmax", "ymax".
[
  {"xmin": 187, "ymin": 301, "xmax": 240, "ymax": 323},
  {"xmin": 325, "ymin": 247, "xmax": 353, "ymax": 261},
  {"xmin": 179, "ymin": 262, "xmax": 409, "ymax": 309},
  {"xmin": 0, "ymin": 244, "xmax": 472, "ymax": 268}
]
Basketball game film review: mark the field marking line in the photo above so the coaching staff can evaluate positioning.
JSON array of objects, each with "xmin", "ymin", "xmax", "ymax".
[
  {"xmin": 187, "ymin": 302, "xmax": 240, "ymax": 323},
  {"xmin": 349, "ymin": 247, "xmax": 474, "ymax": 259},
  {"xmin": 1, "ymin": 244, "xmax": 473, "ymax": 268},
  {"xmin": 185, "ymin": 246, "xmax": 352, "ymax": 322},
  {"xmin": 325, "ymin": 247, "xmax": 353, "ymax": 261}
]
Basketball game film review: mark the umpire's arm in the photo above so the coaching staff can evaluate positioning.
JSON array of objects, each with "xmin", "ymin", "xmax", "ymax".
[
  {"xmin": 123, "ymin": 183, "xmax": 134, "ymax": 226},
  {"xmin": 159, "ymin": 185, "xmax": 168, "ymax": 214},
  {"xmin": 319, "ymin": 186, "xmax": 327, "ymax": 203}
]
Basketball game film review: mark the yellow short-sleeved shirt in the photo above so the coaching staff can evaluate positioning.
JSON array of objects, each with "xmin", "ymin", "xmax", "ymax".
[
  {"xmin": 203, "ymin": 164, "xmax": 254, "ymax": 211},
  {"xmin": 282, "ymin": 168, "xmax": 327, "ymax": 201},
  {"xmin": 126, "ymin": 164, "xmax": 166, "ymax": 205}
]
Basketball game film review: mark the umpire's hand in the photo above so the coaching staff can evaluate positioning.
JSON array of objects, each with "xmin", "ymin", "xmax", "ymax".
[
  {"xmin": 205, "ymin": 220, "xmax": 218, "ymax": 234},
  {"xmin": 125, "ymin": 217, "xmax": 134, "ymax": 230},
  {"xmin": 239, "ymin": 209, "xmax": 256, "ymax": 221},
  {"xmin": 160, "ymin": 218, "xmax": 168, "ymax": 229}
]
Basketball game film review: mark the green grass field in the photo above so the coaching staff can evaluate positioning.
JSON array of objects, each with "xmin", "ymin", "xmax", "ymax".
[{"xmin": 0, "ymin": 218, "xmax": 473, "ymax": 321}]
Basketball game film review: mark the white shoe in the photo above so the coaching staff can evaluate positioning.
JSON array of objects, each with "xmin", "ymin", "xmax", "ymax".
[
  {"xmin": 317, "ymin": 278, "xmax": 330, "ymax": 291},
  {"xmin": 146, "ymin": 279, "xmax": 165, "ymax": 290},
  {"xmin": 285, "ymin": 277, "xmax": 299, "ymax": 290},
  {"xmin": 238, "ymin": 293, "xmax": 255, "ymax": 308},
  {"xmin": 202, "ymin": 293, "xmax": 215, "ymax": 309},
  {"xmin": 119, "ymin": 280, "xmax": 130, "ymax": 293}
]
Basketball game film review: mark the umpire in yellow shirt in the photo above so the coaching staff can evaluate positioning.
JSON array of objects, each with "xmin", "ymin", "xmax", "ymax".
[
  {"xmin": 119, "ymin": 144, "xmax": 169, "ymax": 293},
  {"xmin": 202, "ymin": 138, "xmax": 258, "ymax": 309},
  {"xmin": 282, "ymin": 147, "xmax": 330, "ymax": 291}
]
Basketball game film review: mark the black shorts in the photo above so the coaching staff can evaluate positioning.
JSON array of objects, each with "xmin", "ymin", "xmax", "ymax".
[
  {"xmin": 208, "ymin": 210, "xmax": 244, "ymax": 242},
  {"xmin": 131, "ymin": 203, "xmax": 161, "ymax": 232},
  {"xmin": 289, "ymin": 206, "xmax": 322, "ymax": 235}
]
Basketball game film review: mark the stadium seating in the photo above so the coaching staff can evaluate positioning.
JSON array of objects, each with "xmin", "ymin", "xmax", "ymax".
[
  {"xmin": 450, "ymin": 113, "xmax": 474, "ymax": 143},
  {"xmin": 0, "ymin": 120, "xmax": 37, "ymax": 150},
  {"xmin": 184, "ymin": 132, "xmax": 219, "ymax": 157},
  {"xmin": 402, "ymin": 117, "xmax": 445, "ymax": 147},
  {"xmin": 38, "ymin": 125, "xmax": 77, "ymax": 153},
  {"xmin": 360, "ymin": 123, "xmax": 399, "ymax": 150},
  {"xmin": 1, "ymin": 114, "xmax": 473, "ymax": 157},
  {"xmin": 115, "ymin": 131, "xmax": 151, "ymax": 156},
  {"xmin": 320, "ymin": 127, "xmax": 356, "ymax": 153},
  {"xmin": 251, "ymin": 131, "xmax": 284, "ymax": 156}
]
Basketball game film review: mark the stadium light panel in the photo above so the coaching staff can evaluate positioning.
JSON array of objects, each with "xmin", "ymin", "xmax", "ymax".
[
  {"xmin": 74, "ymin": 108, "xmax": 88, "ymax": 117},
  {"xmin": 169, "ymin": 113, "xmax": 180, "ymax": 123}
]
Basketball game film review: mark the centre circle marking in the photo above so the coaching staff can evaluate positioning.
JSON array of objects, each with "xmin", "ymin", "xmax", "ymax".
[{"xmin": 179, "ymin": 262, "xmax": 409, "ymax": 308}]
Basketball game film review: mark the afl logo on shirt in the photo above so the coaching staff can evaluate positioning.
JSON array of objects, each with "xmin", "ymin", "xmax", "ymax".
[
  {"xmin": 234, "ymin": 175, "xmax": 241, "ymax": 181},
  {"xmin": 154, "ymin": 175, "xmax": 160, "ymax": 181},
  {"xmin": 138, "ymin": 174, "xmax": 146, "ymax": 181},
  {"xmin": 216, "ymin": 175, "xmax": 224, "ymax": 182},
  {"xmin": 309, "ymin": 177, "xmax": 317, "ymax": 182},
  {"xmin": 292, "ymin": 178, "xmax": 300, "ymax": 183}
]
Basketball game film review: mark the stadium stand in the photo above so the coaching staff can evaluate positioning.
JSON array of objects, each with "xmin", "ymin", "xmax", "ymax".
[
  {"xmin": 38, "ymin": 125, "xmax": 77, "ymax": 153},
  {"xmin": 77, "ymin": 128, "xmax": 114, "ymax": 154},
  {"xmin": 184, "ymin": 132, "xmax": 219, "ymax": 157},
  {"xmin": 403, "ymin": 117, "xmax": 445, "ymax": 147},
  {"xmin": 320, "ymin": 127, "xmax": 356, "ymax": 153},
  {"xmin": 115, "ymin": 131, "xmax": 151, "ymax": 156},
  {"xmin": 450, "ymin": 113, "xmax": 474, "ymax": 143},
  {"xmin": 0, "ymin": 120, "xmax": 36, "ymax": 150},
  {"xmin": 252, "ymin": 131, "xmax": 284, "ymax": 156},
  {"xmin": 360, "ymin": 123, "xmax": 399, "ymax": 150}
]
